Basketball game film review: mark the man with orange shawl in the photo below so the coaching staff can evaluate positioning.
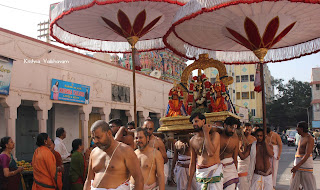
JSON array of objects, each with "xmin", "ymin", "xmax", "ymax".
[{"xmin": 32, "ymin": 133, "xmax": 60, "ymax": 190}]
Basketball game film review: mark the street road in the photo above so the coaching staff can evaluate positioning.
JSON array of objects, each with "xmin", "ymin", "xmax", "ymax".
[{"xmin": 166, "ymin": 145, "xmax": 320, "ymax": 189}]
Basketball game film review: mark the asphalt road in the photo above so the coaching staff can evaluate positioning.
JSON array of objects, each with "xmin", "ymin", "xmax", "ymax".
[{"xmin": 166, "ymin": 145, "xmax": 320, "ymax": 190}]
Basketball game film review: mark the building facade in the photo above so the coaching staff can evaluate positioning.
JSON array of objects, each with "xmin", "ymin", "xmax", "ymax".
[
  {"xmin": 311, "ymin": 67, "xmax": 320, "ymax": 128},
  {"xmin": 0, "ymin": 28, "xmax": 173, "ymax": 161},
  {"xmin": 108, "ymin": 50, "xmax": 188, "ymax": 83}
]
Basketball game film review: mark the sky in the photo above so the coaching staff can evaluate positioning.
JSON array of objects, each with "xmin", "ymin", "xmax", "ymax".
[{"xmin": 1, "ymin": 0, "xmax": 319, "ymax": 84}]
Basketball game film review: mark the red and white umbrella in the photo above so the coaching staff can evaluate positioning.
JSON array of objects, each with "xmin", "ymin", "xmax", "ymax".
[
  {"xmin": 50, "ymin": 0, "xmax": 188, "ymax": 128},
  {"xmin": 163, "ymin": 0, "xmax": 320, "ymax": 132}
]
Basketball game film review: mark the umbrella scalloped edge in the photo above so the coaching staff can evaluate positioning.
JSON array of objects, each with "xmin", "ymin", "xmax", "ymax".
[
  {"xmin": 49, "ymin": 0, "xmax": 187, "ymax": 53},
  {"xmin": 163, "ymin": 0, "xmax": 320, "ymax": 64}
]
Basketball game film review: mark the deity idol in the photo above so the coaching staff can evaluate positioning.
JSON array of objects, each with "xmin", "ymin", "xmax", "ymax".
[
  {"xmin": 166, "ymin": 83, "xmax": 187, "ymax": 117},
  {"xmin": 210, "ymin": 74, "xmax": 227, "ymax": 112},
  {"xmin": 187, "ymin": 74, "xmax": 212, "ymax": 115}
]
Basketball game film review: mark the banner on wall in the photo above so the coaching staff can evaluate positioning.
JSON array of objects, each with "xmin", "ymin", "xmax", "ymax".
[
  {"xmin": 0, "ymin": 57, "xmax": 13, "ymax": 95},
  {"xmin": 50, "ymin": 79, "xmax": 90, "ymax": 104}
]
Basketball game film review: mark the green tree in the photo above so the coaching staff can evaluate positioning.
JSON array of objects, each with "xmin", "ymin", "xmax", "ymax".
[{"xmin": 266, "ymin": 78, "xmax": 311, "ymax": 130}]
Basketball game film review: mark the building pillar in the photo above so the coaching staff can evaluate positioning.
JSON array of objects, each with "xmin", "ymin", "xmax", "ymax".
[
  {"xmin": 1, "ymin": 95, "xmax": 21, "ymax": 158},
  {"xmin": 79, "ymin": 106, "xmax": 91, "ymax": 148},
  {"xmin": 142, "ymin": 110, "xmax": 149, "ymax": 121},
  {"xmin": 100, "ymin": 106, "xmax": 111, "ymax": 122},
  {"xmin": 34, "ymin": 101, "xmax": 53, "ymax": 133},
  {"xmin": 125, "ymin": 109, "xmax": 134, "ymax": 122}
]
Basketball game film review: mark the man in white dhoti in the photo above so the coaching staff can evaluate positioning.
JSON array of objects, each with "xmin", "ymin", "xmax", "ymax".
[
  {"xmin": 220, "ymin": 117, "xmax": 240, "ymax": 189},
  {"xmin": 237, "ymin": 123, "xmax": 256, "ymax": 190},
  {"xmin": 130, "ymin": 127, "xmax": 165, "ymax": 190},
  {"xmin": 165, "ymin": 137, "xmax": 175, "ymax": 185},
  {"xmin": 187, "ymin": 112, "xmax": 222, "ymax": 190},
  {"xmin": 289, "ymin": 121, "xmax": 317, "ymax": 190},
  {"xmin": 84, "ymin": 120, "xmax": 144, "ymax": 190},
  {"xmin": 267, "ymin": 127, "xmax": 282, "ymax": 188},
  {"xmin": 246, "ymin": 128, "xmax": 274, "ymax": 190},
  {"xmin": 171, "ymin": 138, "xmax": 197, "ymax": 190}
]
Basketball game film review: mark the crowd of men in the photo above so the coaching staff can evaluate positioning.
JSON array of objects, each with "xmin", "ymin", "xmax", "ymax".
[{"xmin": 29, "ymin": 113, "xmax": 317, "ymax": 190}]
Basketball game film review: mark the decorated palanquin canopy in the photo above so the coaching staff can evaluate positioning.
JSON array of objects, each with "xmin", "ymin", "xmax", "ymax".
[
  {"xmin": 163, "ymin": 0, "xmax": 320, "ymax": 63},
  {"xmin": 50, "ymin": 0, "xmax": 188, "ymax": 53}
]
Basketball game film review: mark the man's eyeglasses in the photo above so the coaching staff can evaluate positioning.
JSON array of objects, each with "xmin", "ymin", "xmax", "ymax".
[{"xmin": 146, "ymin": 128, "xmax": 154, "ymax": 131}]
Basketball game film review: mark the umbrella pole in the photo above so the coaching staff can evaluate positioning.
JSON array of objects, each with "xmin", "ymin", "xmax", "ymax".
[
  {"xmin": 259, "ymin": 62, "xmax": 267, "ymax": 136},
  {"xmin": 128, "ymin": 36, "xmax": 139, "ymax": 129},
  {"xmin": 132, "ymin": 47, "xmax": 138, "ymax": 129},
  {"xmin": 254, "ymin": 48, "xmax": 268, "ymax": 137}
]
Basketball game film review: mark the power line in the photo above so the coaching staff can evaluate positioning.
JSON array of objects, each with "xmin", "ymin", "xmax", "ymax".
[{"xmin": 0, "ymin": 3, "xmax": 48, "ymax": 16}]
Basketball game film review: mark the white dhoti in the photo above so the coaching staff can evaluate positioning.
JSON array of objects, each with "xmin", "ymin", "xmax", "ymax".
[
  {"xmin": 174, "ymin": 155, "xmax": 197, "ymax": 190},
  {"xmin": 91, "ymin": 180, "xmax": 130, "ymax": 190},
  {"xmin": 237, "ymin": 156, "xmax": 250, "ymax": 190},
  {"xmin": 164, "ymin": 163, "xmax": 169, "ymax": 185},
  {"xmin": 221, "ymin": 158, "xmax": 239, "ymax": 190},
  {"xmin": 164, "ymin": 149, "xmax": 174, "ymax": 184},
  {"xmin": 196, "ymin": 163, "xmax": 223, "ymax": 190},
  {"xmin": 250, "ymin": 174, "xmax": 273, "ymax": 190},
  {"xmin": 289, "ymin": 155, "xmax": 317, "ymax": 190},
  {"xmin": 271, "ymin": 145, "xmax": 279, "ymax": 187},
  {"xmin": 130, "ymin": 182, "xmax": 159, "ymax": 190}
]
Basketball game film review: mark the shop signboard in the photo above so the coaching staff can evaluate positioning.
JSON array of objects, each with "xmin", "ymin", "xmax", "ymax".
[
  {"xmin": 50, "ymin": 79, "xmax": 90, "ymax": 104},
  {"xmin": 0, "ymin": 57, "xmax": 13, "ymax": 95}
]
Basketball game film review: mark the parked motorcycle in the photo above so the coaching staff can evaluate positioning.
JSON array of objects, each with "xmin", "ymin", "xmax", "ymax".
[{"xmin": 313, "ymin": 139, "xmax": 320, "ymax": 160}]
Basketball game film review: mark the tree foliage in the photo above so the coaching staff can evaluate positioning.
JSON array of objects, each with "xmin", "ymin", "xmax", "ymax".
[{"xmin": 266, "ymin": 78, "xmax": 311, "ymax": 129}]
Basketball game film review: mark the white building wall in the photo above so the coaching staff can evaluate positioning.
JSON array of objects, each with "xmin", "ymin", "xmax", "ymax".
[
  {"xmin": 0, "ymin": 105, "xmax": 6, "ymax": 138},
  {"xmin": 0, "ymin": 28, "xmax": 172, "ymax": 151},
  {"xmin": 53, "ymin": 104, "xmax": 80, "ymax": 152}
]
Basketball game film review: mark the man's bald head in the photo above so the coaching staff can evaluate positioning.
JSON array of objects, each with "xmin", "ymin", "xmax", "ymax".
[
  {"xmin": 91, "ymin": 120, "xmax": 111, "ymax": 133},
  {"xmin": 142, "ymin": 118, "xmax": 154, "ymax": 136}
]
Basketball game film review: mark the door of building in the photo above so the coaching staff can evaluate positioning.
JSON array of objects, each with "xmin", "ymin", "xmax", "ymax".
[
  {"xmin": 87, "ymin": 113, "xmax": 101, "ymax": 146},
  {"xmin": 16, "ymin": 105, "xmax": 38, "ymax": 162}
]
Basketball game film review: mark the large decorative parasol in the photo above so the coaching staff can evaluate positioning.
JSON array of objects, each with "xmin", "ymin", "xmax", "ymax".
[
  {"xmin": 50, "ymin": 0, "xmax": 188, "ymax": 130},
  {"xmin": 164, "ymin": 0, "xmax": 320, "ymax": 133}
]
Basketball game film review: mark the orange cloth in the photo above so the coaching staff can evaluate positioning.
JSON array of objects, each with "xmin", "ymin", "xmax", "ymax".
[{"xmin": 32, "ymin": 146, "xmax": 58, "ymax": 190}]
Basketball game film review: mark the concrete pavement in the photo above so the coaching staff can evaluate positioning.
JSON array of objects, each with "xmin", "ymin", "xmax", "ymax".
[{"xmin": 166, "ymin": 145, "xmax": 320, "ymax": 189}]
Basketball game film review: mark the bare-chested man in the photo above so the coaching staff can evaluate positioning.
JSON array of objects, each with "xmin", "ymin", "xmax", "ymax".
[
  {"xmin": 244, "ymin": 128, "xmax": 274, "ymax": 190},
  {"xmin": 237, "ymin": 123, "xmax": 256, "ymax": 190},
  {"xmin": 266, "ymin": 127, "xmax": 282, "ymax": 188},
  {"xmin": 171, "ymin": 137, "xmax": 197, "ymax": 190},
  {"xmin": 115, "ymin": 126, "xmax": 134, "ymax": 149},
  {"xmin": 84, "ymin": 120, "xmax": 143, "ymax": 190},
  {"xmin": 142, "ymin": 119, "xmax": 168, "ymax": 163},
  {"xmin": 142, "ymin": 119, "xmax": 168, "ymax": 183},
  {"xmin": 289, "ymin": 121, "xmax": 316, "ymax": 190},
  {"xmin": 220, "ymin": 116, "xmax": 240, "ymax": 190},
  {"xmin": 187, "ymin": 112, "xmax": 222, "ymax": 190},
  {"xmin": 130, "ymin": 127, "xmax": 165, "ymax": 190}
]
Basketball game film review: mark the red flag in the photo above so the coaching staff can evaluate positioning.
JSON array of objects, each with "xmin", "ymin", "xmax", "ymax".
[{"xmin": 254, "ymin": 64, "xmax": 262, "ymax": 92}]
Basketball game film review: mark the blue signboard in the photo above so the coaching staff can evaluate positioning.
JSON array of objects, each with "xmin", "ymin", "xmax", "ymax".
[
  {"xmin": 0, "ymin": 57, "xmax": 13, "ymax": 95},
  {"xmin": 50, "ymin": 79, "xmax": 90, "ymax": 104},
  {"xmin": 312, "ymin": 120, "xmax": 320, "ymax": 129}
]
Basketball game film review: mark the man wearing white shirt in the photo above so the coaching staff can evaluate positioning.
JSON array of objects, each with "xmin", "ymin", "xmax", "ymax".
[{"xmin": 54, "ymin": 127, "xmax": 71, "ymax": 190}]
